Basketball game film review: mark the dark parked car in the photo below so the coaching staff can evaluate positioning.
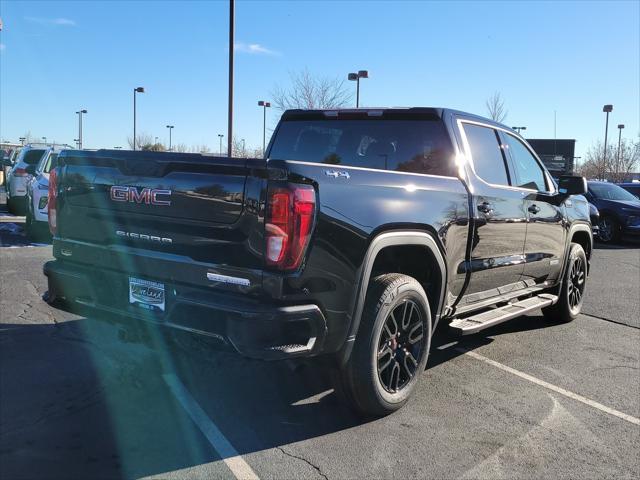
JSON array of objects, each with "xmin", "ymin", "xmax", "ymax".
[
  {"xmin": 44, "ymin": 107, "xmax": 592, "ymax": 415},
  {"xmin": 586, "ymin": 181, "xmax": 640, "ymax": 243},
  {"xmin": 618, "ymin": 182, "xmax": 640, "ymax": 199},
  {"xmin": 589, "ymin": 202, "xmax": 600, "ymax": 238}
]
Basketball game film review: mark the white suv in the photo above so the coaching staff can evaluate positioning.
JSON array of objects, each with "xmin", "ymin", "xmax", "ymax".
[
  {"xmin": 25, "ymin": 150, "xmax": 59, "ymax": 238},
  {"xmin": 6, "ymin": 146, "xmax": 48, "ymax": 214},
  {"xmin": 7, "ymin": 144, "xmax": 72, "ymax": 214}
]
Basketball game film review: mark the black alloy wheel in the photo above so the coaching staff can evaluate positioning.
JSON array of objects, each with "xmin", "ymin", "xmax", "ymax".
[
  {"xmin": 567, "ymin": 253, "xmax": 586, "ymax": 311},
  {"xmin": 377, "ymin": 299, "xmax": 425, "ymax": 393}
]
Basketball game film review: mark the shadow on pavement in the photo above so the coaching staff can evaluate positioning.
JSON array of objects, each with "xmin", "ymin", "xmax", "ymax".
[
  {"xmin": 427, "ymin": 313, "xmax": 557, "ymax": 370},
  {"xmin": 0, "ymin": 312, "xmax": 363, "ymax": 479},
  {"xmin": 0, "ymin": 300, "xmax": 566, "ymax": 479},
  {"xmin": 0, "ymin": 219, "xmax": 52, "ymax": 247}
]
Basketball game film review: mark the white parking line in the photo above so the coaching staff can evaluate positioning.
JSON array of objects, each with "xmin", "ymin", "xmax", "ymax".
[
  {"xmin": 457, "ymin": 348, "xmax": 640, "ymax": 426},
  {"xmin": 163, "ymin": 373, "xmax": 260, "ymax": 480}
]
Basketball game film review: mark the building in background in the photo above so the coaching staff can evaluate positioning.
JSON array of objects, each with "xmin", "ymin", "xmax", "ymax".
[{"xmin": 527, "ymin": 139, "xmax": 576, "ymax": 177}]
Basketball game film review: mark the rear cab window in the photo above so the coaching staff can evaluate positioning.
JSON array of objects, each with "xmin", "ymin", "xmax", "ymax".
[
  {"xmin": 269, "ymin": 113, "xmax": 457, "ymax": 177},
  {"xmin": 21, "ymin": 149, "xmax": 47, "ymax": 165}
]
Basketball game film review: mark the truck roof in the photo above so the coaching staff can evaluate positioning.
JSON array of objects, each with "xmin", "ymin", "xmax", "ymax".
[{"xmin": 280, "ymin": 107, "xmax": 512, "ymax": 132}]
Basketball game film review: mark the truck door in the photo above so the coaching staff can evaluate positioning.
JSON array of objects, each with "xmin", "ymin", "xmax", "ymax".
[
  {"xmin": 457, "ymin": 120, "xmax": 528, "ymax": 305},
  {"xmin": 500, "ymin": 131, "xmax": 566, "ymax": 285}
]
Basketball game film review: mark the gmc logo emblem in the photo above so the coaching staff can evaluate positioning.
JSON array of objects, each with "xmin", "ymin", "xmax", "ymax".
[{"xmin": 110, "ymin": 186, "xmax": 172, "ymax": 206}]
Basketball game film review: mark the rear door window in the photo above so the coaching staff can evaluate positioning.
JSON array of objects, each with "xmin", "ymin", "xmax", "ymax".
[
  {"xmin": 269, "ymin": 118, "xmax": 457, "ymax": 177},
  {"xmin": 462, "ymin": 123, "xmax": 510, "ymax": 186}
]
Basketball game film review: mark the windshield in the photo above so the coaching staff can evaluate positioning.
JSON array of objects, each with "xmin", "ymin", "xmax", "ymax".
[
  {"xmin": 22, "ymin": 149, "xmax": 47, "ymax": 165},
  {"xmin": 41, "ymin": 153, "xmax": 58, "ymax": 174},
  {"xmin": 589, "ymin": 183, "xmax": 639, "ymax": 202},
  {"xmin": 269, "ymin": 118, "xmax": 456, "ymax": 177}
]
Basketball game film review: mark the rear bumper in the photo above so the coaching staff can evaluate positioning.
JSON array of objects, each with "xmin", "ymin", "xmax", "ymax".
[
  {"xmin": 9, "ymin": 177, "xmax": 28, "ymax": 197},
  {"xmin": 44, "ymin": 260, "xmax": 327, "ymax": 360}
]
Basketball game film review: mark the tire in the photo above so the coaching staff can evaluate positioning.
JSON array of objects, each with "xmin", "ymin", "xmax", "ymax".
[
  {"xmin": 542, "ymin": 243, "xmax": 587, "ymax": 323},
  {"xmin": 25, "ymin": 206, "xmax": 35, "ymax": 239},
  {"xmin": 6, "ymin": 196, "xmax": 15, "ymax": 214},
  {"xmin": 597, "ymin": 215, "xmax": 620, "ymax": 243},
  {"xmin": 338, "ymin": 273, "xmax": 432, "ymax": 416}
]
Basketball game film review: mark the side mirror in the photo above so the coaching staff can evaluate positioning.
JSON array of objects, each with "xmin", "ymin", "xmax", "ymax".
[
  {"xmin": 558, "ymin": 175, "xmax": 587, "ymax": 195},
  {"xmin": 25, "ymin": 164, "xmax": 37, "ymax": 175}
]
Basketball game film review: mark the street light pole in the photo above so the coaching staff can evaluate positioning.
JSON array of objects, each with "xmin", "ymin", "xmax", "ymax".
[
  {"xmin": 227, "ymin": 0, "xmax": 235, "ymax": 158},
  {"xmin": 602, "ymin": 104, "xmax": 613, "ymax": 177},
  {"xmin": 616, "ymin": 124, "xmax": 625, "ymax": 180},
  {"xmin": 166, "ymin": 125, "xmax": 174, "ymax": 151},
  {"xmin": 218, "ymin": 134, "xmax": 224, "ymax": 155},
  {"xmin": 348, "ymin": 70, "xmax": 369, "ymax": 108},
  {"xmin": 19, "ymin": 137, "xmax": 25, "ymax": 146},
  {"xmin": 133, "ymin": 87, "xmax": 145, "ymax": 150},
  {"xmin": 76, "ymin": 109, "xmax": 87, "ymax": 149},
  {"xmin": 258, "ymin": 101, "xmax": 271, "ymax": 155}
]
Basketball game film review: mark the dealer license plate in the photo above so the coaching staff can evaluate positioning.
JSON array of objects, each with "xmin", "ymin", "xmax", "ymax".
[{"xmin": 129, "ymin": 277, "xmax": 165, "ymax": 312}]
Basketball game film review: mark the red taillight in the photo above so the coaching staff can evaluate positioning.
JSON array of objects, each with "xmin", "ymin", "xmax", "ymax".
[
  {"xmin": 13, "ymin": 168, "xmax": 28, "ymax": 177},
  {"xmin": 265, "ymin": 184, "xmax": 316, "ymax": 270},
  {"xmin": 48, "ymin": 168, "xmax": 58, "ymax": 235}
]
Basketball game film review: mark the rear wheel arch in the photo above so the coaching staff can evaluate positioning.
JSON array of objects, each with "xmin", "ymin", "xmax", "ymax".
[{"xmin": 339, "ymin": 229, "xmax": 447, "ymax": 365}]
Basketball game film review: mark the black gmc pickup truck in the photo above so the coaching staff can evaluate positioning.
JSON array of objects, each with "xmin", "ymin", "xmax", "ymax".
[{"xmin": 44, "ymin": 108, "xmax": 592, "ymax": 415}]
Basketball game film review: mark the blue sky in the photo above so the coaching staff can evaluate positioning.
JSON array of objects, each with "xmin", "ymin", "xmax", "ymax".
[{"xmin": 0, "ymin": 0, "xmax": 638, "ymax": 158}]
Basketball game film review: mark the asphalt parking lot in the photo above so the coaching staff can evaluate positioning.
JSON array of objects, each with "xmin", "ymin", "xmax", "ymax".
[{"xmin": 1, "ymin": 188, "xmax": 639, "ymax": 479}]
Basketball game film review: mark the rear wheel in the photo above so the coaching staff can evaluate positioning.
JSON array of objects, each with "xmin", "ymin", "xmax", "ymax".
[
  {"xmin": 338, "ymin": 273, "xmax": 432, "ymax": 416},
  {"xmin": 543, "ymin": 243, "xmax": 587, "ymax": 323}
]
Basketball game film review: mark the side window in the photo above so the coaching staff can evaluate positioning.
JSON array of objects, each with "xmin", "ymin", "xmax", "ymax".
[
  {"xmin": 463, "ymin": 123, "xmax": 509, "ymax": 186},
  {"xmin": 504, "ymin": 134, "xmax": 548, "ymax": 192}
]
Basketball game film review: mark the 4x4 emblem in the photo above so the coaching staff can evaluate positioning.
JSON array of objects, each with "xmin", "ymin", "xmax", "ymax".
[{"xmin": 324, "ymin": 170, "xmax": 350, "ymax": 179}]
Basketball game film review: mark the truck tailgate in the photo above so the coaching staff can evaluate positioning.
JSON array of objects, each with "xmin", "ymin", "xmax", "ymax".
[{"xmin": 56, "ymin": 150, "xmax": 265, "ymax": 269}]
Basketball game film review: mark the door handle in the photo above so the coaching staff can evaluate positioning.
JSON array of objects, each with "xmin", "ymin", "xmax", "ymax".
[
  {"xmin": 477, "ymin": 201, "xmax": 493, "ymax": 214},
  {"xmin": 528, "ymin": 204, "xmax": 541, "ymax": 214}
]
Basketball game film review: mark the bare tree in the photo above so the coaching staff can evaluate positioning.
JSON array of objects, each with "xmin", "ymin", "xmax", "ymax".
[
  {"xmin": 171, "ymin": 143, "xmax": 188, "ymax": 153},
  {"xmin": 126, "ymin": 133, "xmax": 154, "ymax": 150},
  {"xmin": 485, "ymin": 91, "xmax": 508, "ymax": 123},
  {"xmin": 271, "ymin": 68, "xmax": 353, "ymax": 111},
  {"xmin": 20, "ymin": 131, "xmax": 45, "ymax": 145},
  {"xmin": 143, "ymin": 143, "xmax": 166, "ymax": 152},
  {"xmin": 611, "ymin": 138, "xmax": 639, "ymax": 182},
  {"xmin": 230, "ymin": 137, "xmax": 253, "ymax": 158},
  {"xmin": 576, "ymin": 139, "xmax": 639, "ymax": 181}
]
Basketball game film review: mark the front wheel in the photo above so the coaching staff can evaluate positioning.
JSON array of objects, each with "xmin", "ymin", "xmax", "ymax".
[
  {"xmin": 338, "ymin": 273, "xmax": 432, "ymax": 416},
  {"xmin": 543, "ymin": 243, "xmax": 587, "ymax": 323},
  {"xmin": 598, "ymin": 216, "xmax": 620, "ymax": 243}
]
